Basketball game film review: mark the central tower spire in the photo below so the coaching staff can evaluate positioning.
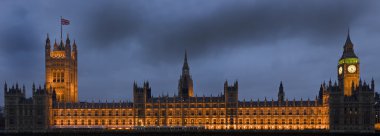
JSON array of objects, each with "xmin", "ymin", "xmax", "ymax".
[
  {"xmin": 182, "ymin": 50, "xmax": 190, "ymax": 75},
  {"xmin": 178, "ymin": 50, "xmax": 194, "ymax": 99}
]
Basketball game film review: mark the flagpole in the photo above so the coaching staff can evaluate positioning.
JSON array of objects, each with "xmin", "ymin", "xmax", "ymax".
[{"xmin": 60, "ymin": 16, "xmax": 62, "ymax": 40}]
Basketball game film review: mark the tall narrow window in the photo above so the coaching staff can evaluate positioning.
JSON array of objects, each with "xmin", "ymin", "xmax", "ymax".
[
  {"xmin": 57, "ymin": 71, "xmax": 61, "ymax": 82},
  {"xmin": 53, "ymin": 72, "xmax": 56, "ymax": 82},
  {"xmin": 61, "ymin": 72, "xmax": 64, "ymax": 82}
]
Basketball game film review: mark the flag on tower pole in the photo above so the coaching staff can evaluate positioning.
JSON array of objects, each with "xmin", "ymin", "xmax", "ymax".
[
  {"xmin": 60, "ymin": 16, "xmax": 70, "ymax": 40},
  {"xmin": 61, "ymin": 18, "xmax": 70, "ymax": 25}
]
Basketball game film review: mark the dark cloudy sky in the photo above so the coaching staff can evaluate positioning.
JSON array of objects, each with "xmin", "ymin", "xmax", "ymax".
[{"xmin": 1, "ymin": 0, "xmax": 380, "ymax": 105}]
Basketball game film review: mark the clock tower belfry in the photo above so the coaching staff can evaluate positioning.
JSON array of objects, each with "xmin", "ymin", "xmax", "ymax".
[{"xmin": 337, "ymin": 31, "xmax": 360, "ymax": 96}]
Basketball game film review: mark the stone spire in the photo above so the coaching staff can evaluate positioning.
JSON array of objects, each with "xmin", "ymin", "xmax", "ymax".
[
  {"xmin": 341, "ymin": 28, "xmax": 358, "ymax": 59},
  {"xmin": 4, "ymin": 81, "xmax": 7, "ymax": 93},
  {"xmin": 66, "ymin": 33, "xmax": 71, "ymax": 49},
  {"xmin": 53, "ymin": 39, "xmax": 58, "ymax": 50},
  {"xmin": 45, "ymin": 33, "xmax": 50, "ymax": 48},
  {"xmin": 278, "ymin": 81, "xmax": 285, "ymax": 102},
  {"xmin": 178, "ymin": 50, "xmax": 194, "ymax": 99},
  {"xmin": 182, "ymin": 50, "xmax": 189, "ymax": 75}
]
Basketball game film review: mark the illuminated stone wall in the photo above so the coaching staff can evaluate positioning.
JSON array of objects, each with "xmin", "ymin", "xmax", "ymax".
[
  {"xmin": 45, "ymin": 35, "xmax": 78, "ymax": 103},
  {"xmin": 50, "ymin": 99, "xmax": 329, "ymax": 130}
]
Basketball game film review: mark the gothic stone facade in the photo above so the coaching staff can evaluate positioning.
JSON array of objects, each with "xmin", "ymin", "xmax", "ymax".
[
  {"xmin": 45, "ymin": 34, "xmax": 78, "ymax": 103},
  {"xmin": 3, "ymin": 33, "xmax": 378, "ymax": 132}
]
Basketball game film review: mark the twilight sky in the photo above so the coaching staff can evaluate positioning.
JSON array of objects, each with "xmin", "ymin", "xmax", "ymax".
[{"xmin": 1, "ymin": 0, "xmax": 380, "ymax": 105}]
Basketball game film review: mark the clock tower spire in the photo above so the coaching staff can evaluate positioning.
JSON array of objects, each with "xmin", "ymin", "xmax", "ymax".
[{"xmin": 338, "ymin": 29, "xmax": 360, "ymax": 96}]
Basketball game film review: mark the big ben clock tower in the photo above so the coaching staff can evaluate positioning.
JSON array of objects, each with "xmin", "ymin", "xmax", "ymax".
[{"xmin": 338, "ymin": 31, "xmax": 360, "ymax": 96}]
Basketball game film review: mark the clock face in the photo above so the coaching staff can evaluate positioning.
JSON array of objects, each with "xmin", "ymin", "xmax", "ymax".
[
  {"xmin": 338, "ymin": 66, "xmax": 343, "ymax": 75},
  {"xmin": 347, "ymin": 65, "xmax": 356, "ymax": 73}
]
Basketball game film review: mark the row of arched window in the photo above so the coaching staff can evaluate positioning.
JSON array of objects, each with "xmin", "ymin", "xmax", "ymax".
[
  {"xmin": 54, "ymin": 110, "xmax": 132, "ymax": 116},
  {"xmin": 54, "ymin": 119, "xmax": 133, "ymax": 126},
  {"xmin": 54, "ymin": 118, "xmax": 324, "ymax": 126}
]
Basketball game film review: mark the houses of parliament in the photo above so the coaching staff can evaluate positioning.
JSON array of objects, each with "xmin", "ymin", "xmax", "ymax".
[{"xmin": 3, "ymin": 31, "xmax": 380, "ymax": 133}]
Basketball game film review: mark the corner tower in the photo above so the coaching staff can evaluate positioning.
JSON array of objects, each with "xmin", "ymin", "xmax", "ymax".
[
  {"xmin": 178, "ymin": 51, "xmax": 194, "ymax": 99},
  {"xmin": 45, "ymin": 34, "xmax": 78, "ymax": 102},
  {"xmin": 337, "ymin": 30, "xmax": 360, "ymax": 96}
]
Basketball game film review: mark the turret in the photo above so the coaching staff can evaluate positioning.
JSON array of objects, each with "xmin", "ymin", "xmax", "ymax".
[
  {"xmin": 32, "ymin": 82, "xmax": 36, "ymax": 92},
  {"xmin": 22, "ymin": 84, "xmax": 25, "ymax": 94},
  {"xmin": 72, "ymin": 40, "xmax": 77, "ymax": 60},
  {"xmin": 371, "ymin": 78, "xmax": 375, "ymax": 91},
  {"xmin": 234, "ymin": 80, "xmax": 238, "ymax": 90},
  {"xmin": 278, "ymin": 81, "xmax": 285, "ymax": 102},
  {"xmin": 318, "ymin": 84, "xmax": 323, "ymax": 101},
  {"xmin": 4, "ymin": 81, "xmax": 7, "ymax": 93},
  {"xmin": 53, "ymin": 39, "xmax": 58, "ymax": 50},
  {"xmin": 65, "ymin": 34, "xmax": 71, "ymax": 57},
  {"xmin": 329, "ymin": 79, "xmax": 332, "ymax": 86},
  {"xmin": 45, "ymin": 34, "xmax": 51, "ymax": 58},
  {"xmin": 143, "ymin": 81, "xmax": 152, "ymax": 99},
  {"xmin": 224, "ymin": 80, "xmax": 228, "ymax": 90},
  {"xmin": 15, "ymin": 82, "xmax": 18, "ymax": 89}
]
